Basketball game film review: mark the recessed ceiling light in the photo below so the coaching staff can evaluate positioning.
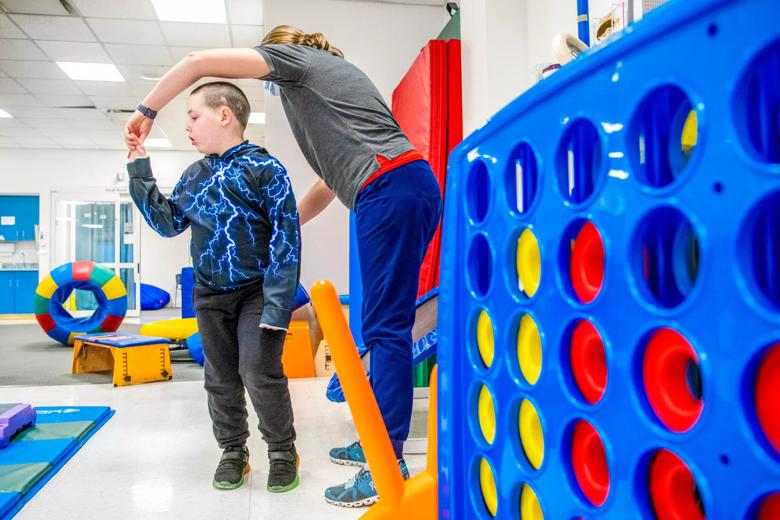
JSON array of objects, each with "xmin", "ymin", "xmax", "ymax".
[
  {"xmin": 249, "ymin": 112, "xmax": 265, "ymax": 125},
  {"xmin": 145, "ymin": 138, "xmax": 172, "ymax": 148},
  {"xmin": 0, "ymin": 108, "xmax": 12, "ymax": 118},
  {"xmin": 150, "ymin": 0, "xmax": 227, "ymax": 24},
  {"xmin": 57, "ymin": 62, "xmax": 125, "ymax": 82}
]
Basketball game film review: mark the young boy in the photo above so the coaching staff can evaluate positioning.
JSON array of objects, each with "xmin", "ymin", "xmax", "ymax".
[{"xmin": 126, "ymin": 82, "xmax": 301, "ymax": 493}]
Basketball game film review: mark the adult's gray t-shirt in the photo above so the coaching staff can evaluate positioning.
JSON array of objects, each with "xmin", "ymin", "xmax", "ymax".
[{"xmin": 254, "ymin": 44, "xmax": 415, "ymax": 209}]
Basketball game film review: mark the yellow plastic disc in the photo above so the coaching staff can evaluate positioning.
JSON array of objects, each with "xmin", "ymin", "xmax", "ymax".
[
  {"xmin": 681, "ymin": 110, "xmax": 698, "ymax": 157},
  {"xmin": 477, "ymin": 309, "xmax": 495, "ymax": 368},
  {"xmin": 479, "ymin": 458, "xmax": 498, "ymax": 517},
  {"xmin": 519, "ymin": 399, "xmax": 544, "ymax": 470},
  {"xmin": 517, "ymin": 314, "xmax": 542, "ymax": 385},
  {"xmin": 478, "ymin": 385, "xmax": 496, "ymax": 445},
  {"xmin": 521, "ymin": 484, "xmax": 544, "ymax": 520},
  {"xmin": 517, "ymin": 229, "xmax": 541, "ymax": 297}
]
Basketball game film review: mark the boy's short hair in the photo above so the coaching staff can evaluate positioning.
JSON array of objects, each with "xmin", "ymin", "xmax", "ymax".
[{"xmin": 190, "ymin": 81, "xmax": 251, "ymax": 130}]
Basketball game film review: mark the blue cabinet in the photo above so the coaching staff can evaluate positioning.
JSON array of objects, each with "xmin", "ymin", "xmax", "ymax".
[
  {"xmin": 0, "ymin": 272, "xmax": 13, "ymax": 314},
  {"xmin": 0, "ymin": 271, "xmax": 39, "ymax": 314},
  {"xmin": 0, "ymin": 195, "xmax": 39, "ymax": 241},
  {"xmin": 14, "ymin": 271, "xmax": 38, "ymax": 313}
]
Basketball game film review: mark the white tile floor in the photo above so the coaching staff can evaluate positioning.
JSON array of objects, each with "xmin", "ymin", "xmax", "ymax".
[{"xmin": 0, "ymin": 378, "xmax": 426, "ymax": 520}]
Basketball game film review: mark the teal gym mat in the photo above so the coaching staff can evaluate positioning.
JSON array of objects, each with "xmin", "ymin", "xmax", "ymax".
[{"xmin": 0, "ymin": 406, "xmax": 114, "ymax": 519}]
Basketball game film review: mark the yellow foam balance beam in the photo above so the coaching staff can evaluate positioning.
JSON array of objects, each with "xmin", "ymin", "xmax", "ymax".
[{"xmin": 139, "ymin": 318, "xmax": 198, "ymax": 341}]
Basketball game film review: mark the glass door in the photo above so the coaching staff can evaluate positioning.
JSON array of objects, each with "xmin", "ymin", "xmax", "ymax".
[{"xmin": 51, "ymin": 191, "xmax": 141, "ymax": 317}]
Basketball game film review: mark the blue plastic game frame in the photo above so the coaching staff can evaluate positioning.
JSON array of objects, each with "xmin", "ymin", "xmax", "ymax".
[{"xmin": 437, "ymin": 0, "xmax": 780, "ymax": 518}]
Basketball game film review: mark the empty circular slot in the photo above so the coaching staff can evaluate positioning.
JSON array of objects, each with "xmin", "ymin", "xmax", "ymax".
[
  {"xmin": 570, "ymin": 320, "xmax": 608, "ymax": 405},
  {"xmin": 478, "ymin": 384, "xmax": 497, "ymax": 445},
  {"xmin": 468, "ymin": 234, "xmax": 493, "ymax": 297},
  {"xmin": 642, "ymin": 328, "xmax": 703, "ymax": 433},
  {"xmin": 468, "ymin": 161, "xmax": 492, "ymax": 223},
  {"xmin": 517, "ymin": 314, "xmax": 542, "ymax": 385},
  {"xmin": 520, "ymin": 483, "xmax": 544, "ymax": 520},
  {"xmin": 505, "ymin": 142, "xmax": 540, "ymax": 215},
  {"xmin": 570, "ymin": 221, "xmax": 605, "ymax": 304},
  {"xmin": 648, "ymin": 449, "xmax": 705, "ymax": 520},
  {"xmin": 519, "ymin": 399, "xmax": 545, "ymax": 470},
  {"xmin": 570, "ymin": 419, "xmax": 610, "ymax": 507},
  {"xmin": 628, "ymin": 85, "xmax": 697, "ymax": 188},
  {"xmin": 476, "ymin": 309, "xmax": 495, "ymax": 369},
  {"xmin": 734, "ymin": 39, "xmax": 780, "ymax": 164},
  {"xmin": 739, "ymin": 191, "xmax": 780, "ymax": 311},
  {"xmin": 556, "ymin": 119, "xmax": 603, "ymax": 205},
  {"xmin": 632, "ymin": 206, "xmax": 700, "ymax": 308},
  {"xmin": 479, "ymin": 457, "xmax": 498, "ymax": 517},
  {"xmin": 517, "ymin": 228, "xmax": 541, "ymax": 298},
  {"xmin": 757, "ymin": 493, "xmax": 780, "ymax": 520},
  {"xmin": 755, "ymin": 342, "xmax": 780, "ymax": 455}
]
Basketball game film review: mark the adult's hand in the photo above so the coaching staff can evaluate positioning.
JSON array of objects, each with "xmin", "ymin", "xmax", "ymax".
[{"xmin": 124, "ymin": 111, "xmax": 154, "ymax": 149}]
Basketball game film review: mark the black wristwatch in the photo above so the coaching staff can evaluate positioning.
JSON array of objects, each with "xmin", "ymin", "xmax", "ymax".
[{"xmin": 137, "ymin": 103, "xmax": 157, "ymax": 120}]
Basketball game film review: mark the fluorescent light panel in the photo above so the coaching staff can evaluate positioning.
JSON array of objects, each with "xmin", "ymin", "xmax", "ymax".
[
  {"xmin": 57, "ymin": 62, "xmax": 125, "ymax": 82},
  {"xmin": 145, "ymin": 138, "xmax": 172, "ymax": 148},
  {"xmin": 248, "ymin": 112, "xmax": 265, "ymax": 125},
  {"xmin": 150, "ymin": 0, "xmax": 227, "ymax": 24},
  {"xmin": 0, "ymin": 108, "xmax": 11, "ymax": 118}
]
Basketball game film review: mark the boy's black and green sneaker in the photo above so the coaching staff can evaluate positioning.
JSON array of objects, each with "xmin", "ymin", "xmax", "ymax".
[
  {"xmin": 213, "ymin": 445, "xmax": 250, "ymax": 490},
  {"xmin": 267, "ymin": 444, "xmax": 300, "ymax": 493}
]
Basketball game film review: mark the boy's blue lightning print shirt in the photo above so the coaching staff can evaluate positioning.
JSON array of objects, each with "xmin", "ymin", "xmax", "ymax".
[{"xmin": 127, "ymin": 141, "xmax": 300, "ymax": 329}]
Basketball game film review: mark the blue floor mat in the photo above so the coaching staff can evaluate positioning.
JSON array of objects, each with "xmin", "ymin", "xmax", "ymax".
[{"xmin": 0, "ymin": 406, "xmax": 114, "ymax": 519}]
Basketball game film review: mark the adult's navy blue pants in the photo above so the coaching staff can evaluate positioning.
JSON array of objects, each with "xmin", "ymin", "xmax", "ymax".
[{"xmin": 354, "ymin": 159, "xmax": 442, "ymax": 458}]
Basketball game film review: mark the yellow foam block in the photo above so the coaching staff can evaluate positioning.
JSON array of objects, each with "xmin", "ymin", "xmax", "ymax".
[
  {"xmin": 36, "ymin": 275, "xmax": 58, "ymax": 299},
  {"xmin": 101, "ymin": 276, "xmax": 127, "ymax": 300},
  {"xmin": 140, "ymin": 318, "xmax": 198, "ymax": 341}
]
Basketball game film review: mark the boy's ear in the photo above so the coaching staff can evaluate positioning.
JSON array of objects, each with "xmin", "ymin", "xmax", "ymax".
[{"xmin": 220, "ymin": 106, "xmax": 232, "ymax": 127}]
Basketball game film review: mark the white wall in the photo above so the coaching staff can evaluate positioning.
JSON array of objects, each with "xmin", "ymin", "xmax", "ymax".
[
  {"xmin": 460, "ymin": 0, "xmax": 643, "ymax": 136},
  {"xmin": 0, "ymin": 148, "xmax": 195, "ymax": 300},
  {"xmin": 263, "ymin": 0, "xmax": 451, "ymax": 294}
]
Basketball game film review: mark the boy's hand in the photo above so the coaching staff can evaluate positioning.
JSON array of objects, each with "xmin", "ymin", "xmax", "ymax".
[{"xmin": 127, "ymin": 144, "xmax": 147, "ymax": 161}]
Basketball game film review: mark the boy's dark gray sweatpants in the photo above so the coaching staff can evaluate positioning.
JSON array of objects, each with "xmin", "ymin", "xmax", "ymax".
[{"xmin": 194, "ymin": 279, "xmax": 296, "ymax": 452}]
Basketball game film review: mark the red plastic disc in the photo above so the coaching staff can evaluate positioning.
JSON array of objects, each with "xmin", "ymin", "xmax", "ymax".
[
  {"xmin": 570, "ymin": 320, "xmax": 607, "ymax": 405},
  {"xmin": 571, "ymin": 420, "xmax": 610, "ymax": 507},
  {"xmin": 648, "ymin": 449, "xmax": 705, "ymax": 520},
  {"xmin": 643, "ymin": 328, "xmax": 703, "ymax": 433},
  {"xmin": 571, "ymin": 221, "xmax": 605, "ymax": 304},
  {"xmin": 756, "ymin": 343, "xmax": 780, "ymax": 455},
  {"xmin": 758, "ymin": 493, "xmax": 780, "ymax": 520}
]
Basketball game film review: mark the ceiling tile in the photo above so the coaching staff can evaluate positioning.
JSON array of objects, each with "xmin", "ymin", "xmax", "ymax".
[
  {"xmin": 21, "ymin": 117, "xmax": 74, "ymax": 129},
  {"xmin": 0, "ymin": 59, "xmax": 68, "ymax": 78},
  {"xmin": 87, "ymin": 18, "xmax": 165, "ymax": 45},
  {"xmin": 0, "ymin": 136, "xmax": 19, "ymax": 146},
  {"xmin": 56, "ymin": 107, "xmax": 109, "ymax": 119},
  {"xmin": 0, "ymin": 0, "xmax": 70, "ymax": 16},
  {"xmin": 87, "ymin": 95, "xmax": 138, "ymax": 110},
  {"xmin": 71, "ymin": 0, "xmax": 159, "ymax": 20},
  {"xmin": 16, "ymin": 78, "xmax": 82, "ymax": 95},
  {"xmin": 19, "ymin": 137, "xmax": 62, "ymax": 148},
  {"xmin": 35, "ymin": 93, "xmax": 94, "ymax": 107},
  {"xmin": 0, "ymin": 14, "xmax": 27, "ymax": 38},
  {"xmin": 168, "ymin": 46, "xmax": 209, "ymax": 62},
  {"xmin": 160, "ymin": 22, "xmax": 231, "ymax": 47},
  {"xmin": 9, "ymin": 14, "xmax": 96, "ymax": 42},
  {"xmin": 0, "ymin": 93, "xmax": 43, "ymax": 106},
  {"xmin": 226, "ymin": 0, "xmax": 264, "ymax": 25},
  {"xmin": 0, "ymin": 69, "xmax": 5, "ymax": 77},
  {"xmin": 105, "ymin": 44, "xmax": 173, "ymax": 66},
  {"xmin": 230, "ymin": 25, "xmax": 263, "ymax": 48},
  {"xmin": 0, "ymin": 39, "xmax": 48, "ymax": 60},
  {"xmin": 74, "ymin": 80, "xmax": 134, "ymax": 96},
  {"xmin": 0, "ymin": 78, "xmax": 27, "ymax": 94},
  {"xmin": 37, "ymin": 40, "xmax": 111, "ymax": 62}
]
